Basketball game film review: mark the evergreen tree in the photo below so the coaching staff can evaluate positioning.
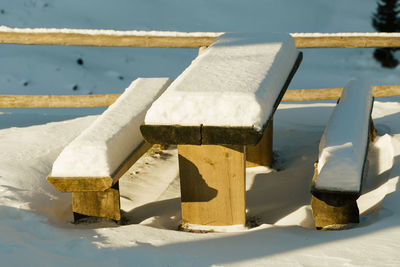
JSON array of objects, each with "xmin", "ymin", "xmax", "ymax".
[{"xmin": 372, "ymin": 0, "xmax": 400, "ymax": 68}]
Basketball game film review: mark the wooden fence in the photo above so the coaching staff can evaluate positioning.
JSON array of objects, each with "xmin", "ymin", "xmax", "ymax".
[
  {"xmin": 2, "ymin": 27, "xmax": 400, "ymax": 48},
  {"xmin": 1, "ymin": 27, "xmax": 400, "ymax": 108},
  {"xmin": 1, "ymin": 85, "xmax": 399, "ymax": 108}
]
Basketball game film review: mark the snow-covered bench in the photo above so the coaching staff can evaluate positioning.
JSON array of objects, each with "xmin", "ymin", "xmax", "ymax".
[
  {"xmin": 141, "ymin": 32, "xmax": 302, "ymax": 230},
  {"xmin": 47, "ymin": 78, "xmax": 172, "ymax": 222},
  {"xmin": 311, "ymin": 79, "xmax": 376, "ymax": 230}
]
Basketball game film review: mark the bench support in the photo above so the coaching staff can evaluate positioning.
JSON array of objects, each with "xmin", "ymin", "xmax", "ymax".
[
  {"xmin": 311, "ymin": 193, "xmax": 359, "ymax": 230},
  {"xmin": 246, "ymin": 119, "xmax": 273, "ymax": 168},
  {"xmin": 178, "ymin": 144, "xmax": 246, "ymax": 230},
  {"xmin": 311, "ymin": 163, "xmax": 360, "ymax": 229},
  {"xmin": 311, "ymin": 116, "xmax": 375, "ymax": 229},
  {"xmin": 72, "ymin": 182, "xmax": 121, "ymax": 222}
]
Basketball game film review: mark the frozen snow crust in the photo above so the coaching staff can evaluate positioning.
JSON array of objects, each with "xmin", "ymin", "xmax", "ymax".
[
  {"xmin": 51, "ymin": 78, "xmax": 172, "ymax": 177},
  {"xmin": 144, "ymin": 32, "xmax": 299, "ymax": 131},
  {"xmin": 316, "ymin": 79, "xmax": 373, "ymax": 193}
]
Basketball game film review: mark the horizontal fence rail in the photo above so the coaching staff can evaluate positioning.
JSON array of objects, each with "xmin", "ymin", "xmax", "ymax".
[
  {"xmin": 282, "ymin": 85, "xmax": 400, "ymax": 101},
  {"xmin": 1, "ymin": 85, "xmax": 399, "ymax": 108},
  {"xmin": 2, "ymin": 27, "xmax": 400, "ymax": 48},
  {"xmin": 0, "ymin": 94, "xmax": 120, "ymax": 108}
]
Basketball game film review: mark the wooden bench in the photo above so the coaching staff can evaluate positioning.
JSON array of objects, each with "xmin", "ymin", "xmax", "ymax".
[
  {"xmin": 311, "ymin": 79, "xmax": 376, "ymax": 230},
  {"xmin": 47, "ymin": 78, "xmax": 172, "ymax": 222},
  {"xmin": 141, "ymin": 32, "xmax": 302, "ymax": 231}
]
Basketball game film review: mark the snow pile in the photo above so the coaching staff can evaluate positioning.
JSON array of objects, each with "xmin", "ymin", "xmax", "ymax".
[
  {"xmin": 51, "ymin": 78, "xmax": 172, "ymax": 177},
  {"xmin": 0, "ymin": 25, "xmax": 223, "ymax": 37},
  {"xmin": 144, "ymin": 32, "xmax": 299, "ymax": 130},
  {"xmin": 1, "ymin": 101, "xmax": 400, "ymax": 266},
  {"xmin": 291, "ymin": 32, "xmax": 400, "ymax": 37},
  {"xmin": 316, "ymin": 79, "xmax": 373, "ymax": 192}
]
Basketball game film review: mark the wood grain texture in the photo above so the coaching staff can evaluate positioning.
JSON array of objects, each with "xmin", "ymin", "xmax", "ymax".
[
  {"xmin": 246, "ymin": 119, "xmax": 273, "ymax": 168},
  {"xmin": 282, "ymin": 85, "xmax": 400, "ymax": 102},
  {"xmin": 293, "ymin": 35, "xmax": 400, "ymax": 48},
  {"xmin": 46, "ymin": 176, "xmax": 112, "ymax": 192},
  {"xmin": 178, "ymin": 144, "xmax": 246, "ymax": 227},
  {"xmin": 0, "ymin": 31, "xmax": 217, "ymax": 48},
  {"xmin": 3, "ymin": 29, "xmax": 400, "ymax": 48},
  {"xmin": 0, "ymin": 94, "xmax": 120, "ymax": 108},
  {"xmin": 3, "ymin": 85, "xmax": 400, "ymax": 109},
  {"xmin": 72, "ymin": 187, "xmax": 121, "ymax": 221}
]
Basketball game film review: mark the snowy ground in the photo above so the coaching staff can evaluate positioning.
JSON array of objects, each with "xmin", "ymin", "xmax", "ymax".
[{"xmin": 1, "ymin": 0, "xmax": 400, "ymax": 266}]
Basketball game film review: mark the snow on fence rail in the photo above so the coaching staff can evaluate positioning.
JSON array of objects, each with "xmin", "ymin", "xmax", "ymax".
[
  {"xmin": 2, "ymin": 26, "xmax": 400, "ymax": 109},
  {"xmin": 1, "ymin": 85, "xmax": 400, "ymax": 108},
  {"xmin": 2, "ymin": 26, "xmax": 400, "ymax": 48}
]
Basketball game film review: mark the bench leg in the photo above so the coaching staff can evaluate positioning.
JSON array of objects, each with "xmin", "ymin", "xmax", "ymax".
[
  {"xmin": 178, "ymin": 144, "xmax": 246, "ymax": 230},
  {"xmin": 72, "ymin": 182, "xmax": 121, "ymax": 222},
  {"xmin": 246, "ymin": 119, "xmax": 273, "ymax": 168},
  {"xmin": 311, "ymin": 193, "xmax": 359, "ymax": 230}
]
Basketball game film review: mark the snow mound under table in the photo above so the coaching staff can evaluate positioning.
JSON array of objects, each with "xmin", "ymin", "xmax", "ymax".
[{"xmin": 141, "ymin": 32, "xmax": 302, "ymax": 145}]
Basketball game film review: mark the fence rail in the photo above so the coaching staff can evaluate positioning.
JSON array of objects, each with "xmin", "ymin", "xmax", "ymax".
[
  {"xmin": 1, "ymin": 27, "xmax": 400, "ymax": 109},
  {"xmin": 1, "ymin": 85, "xmax": 399, "ymax": 108},
  {"xmin": 2, "ymin": 27, "xmax": 400, "ymax": 48}
]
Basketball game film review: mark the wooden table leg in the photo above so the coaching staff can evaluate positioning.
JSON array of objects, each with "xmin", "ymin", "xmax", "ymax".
[
  {"xmin": 178, "ymin": 144, "xmax": 246, "ymax": 230},
  {"xmin": 246, "ymin": 118, "xmax": 273, "ymax": 168},
  {"xmin": 72, "ymin": 182, "xmax": 121, "ymax": 222}
]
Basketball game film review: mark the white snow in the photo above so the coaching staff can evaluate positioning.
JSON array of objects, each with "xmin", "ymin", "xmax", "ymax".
[
  {"xmin": 291, "ymin": 32, "xmax": 400, "ymax": 37},
  {"xmin": 316, "ymin": 79, "xmax": 373, "ymax": 192},
  {"xmin": 144, "ymin": 32, "xmax": 299, "ymax": 130},
  {"xmin": 51, "ymin": 78, "xmax": 171, "ymax": 177},
  {"xmin": 2, "ymin": 0, "xmax": 400, "ymax": 266},
  {"xmin": 182, "ymin": 223, "xmax": 248, "ymax": 233},
  {"xmin": 0, "ymin": 25, "xmax": 223, "ymax": 37}
]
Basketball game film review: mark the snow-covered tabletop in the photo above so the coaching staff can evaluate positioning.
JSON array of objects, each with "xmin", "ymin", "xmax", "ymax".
[{"xmin": 141, "ymin": 32, "xmax": 301, "ymax": 145}]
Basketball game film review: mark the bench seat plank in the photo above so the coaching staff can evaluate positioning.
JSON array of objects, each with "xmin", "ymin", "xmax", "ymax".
[
  {"xmin": 141, "ymin": 33, "xmax": 302, "ymax": 145},
  {"xmin": 47, "ymin": 78, "xmax": 171, "ymax": 222},
  {"xmin": 47, "ymin": 140, "xmax": 152, "ymax": 192},
  {"xmin": 50, "ymin": 78, "xmax": 171, "ymax": 178},
  {"xmin": 311, "ymin": 79, "xmax": 374, "ymax": 229},
  {"xmin": 312, "ymin": 79, "xmax": 374, "ymax": 196}
]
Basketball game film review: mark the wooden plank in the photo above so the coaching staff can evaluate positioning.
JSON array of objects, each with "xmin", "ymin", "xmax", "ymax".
[
  {"xmin": 282, "ymin": 85, "xmax": 400, "ymax": 102},
  {"xmin": 140, "ymin": 125, "xmax": 202, "ymax": 145},
  {"xmin": 178, "ymin": 144, "xmax": 246, "ymax": 228},
  {"xmin": 293, "ymin": 34, "xmax": 400, "ymax": 48},
  {"xmin": 0, "ymin": 94, "xmax": 120, "ymax": 108},
  {"xmin": 47, "ymin": 141, "xmax": 151, "ymax": 192},
  {"xmin": 282, "ymin": 88, "xmax": 343, "ymax": 102},
  {"xmin": 372, "ymin": 84, "xmax": 400, "ymax": 97},
  {"xmin": 2, "ymin": 84, "xmax": 400, "ymax": 109},
  {"xmin": 3, "ymin": 28, "xmax": 400, "ymax": 48},
  {"xmin": 46, "ymin": 176, "xmax": 112, "ymax": 192},
  {"xmin": 0, "ymin": 30, "xmax": 217, "ymax": 48},
  {"xmin": 72, "ymin": 186, "xmax": 121, "ymax": 221},
  {"xmin": 246, "ymin": 118, "xmax": 273, "ymax": 168}
]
